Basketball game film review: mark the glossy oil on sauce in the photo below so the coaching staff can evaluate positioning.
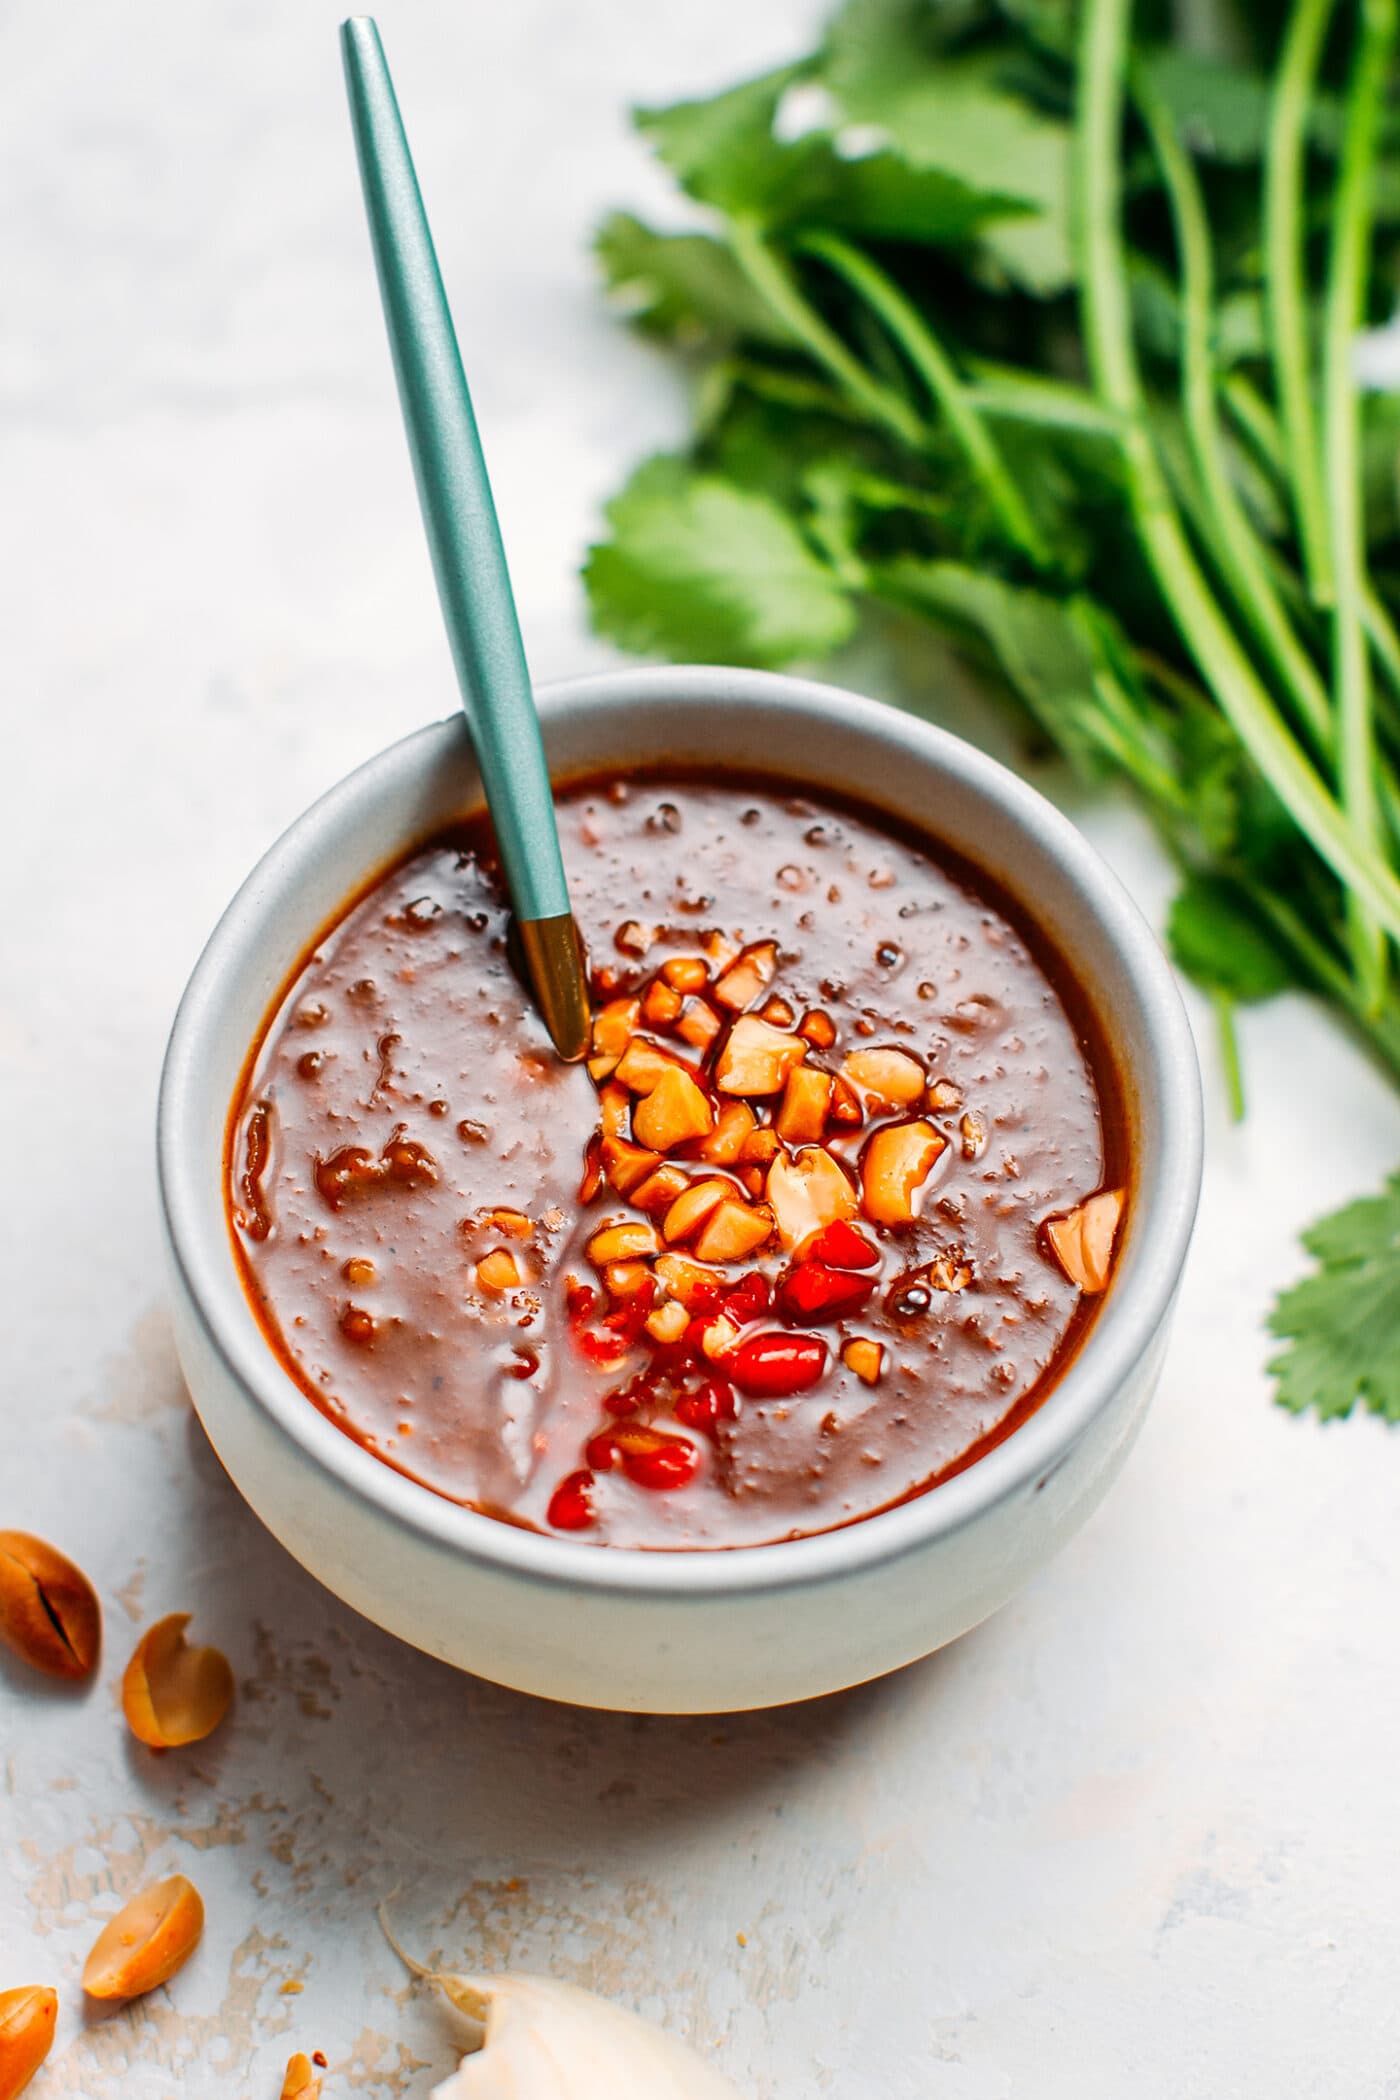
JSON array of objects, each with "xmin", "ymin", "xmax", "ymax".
[{"xmin": 228, "ymin": 772, "xmax": 1123, "ymax": 1549}]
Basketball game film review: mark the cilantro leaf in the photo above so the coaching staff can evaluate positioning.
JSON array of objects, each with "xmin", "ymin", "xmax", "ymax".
[
  {"xmin": 1134, "ymin": 48, "xmax": 1276, "ymax": 165},
  {"xmin": 634, "ymin": 72, "xmax": 1029, "ymax": 248},
  {"xmin": 583, "ymin": 456, "xmax": 856, "ymax": 667},
  {"xmin": 1269, "ymin": 1174, "xmax": 1400, "ymax": 1421},
  {"xmin": 1166, "ymin": 873, "xmax": 1294, "ymax": 1003},
  {"xmin": 595, "ymin": 213, "xmax": 797, "ymax": 347},
  {"xmin": 823, "ymin": 9, "xmax": 1075, "ymax": 292}
]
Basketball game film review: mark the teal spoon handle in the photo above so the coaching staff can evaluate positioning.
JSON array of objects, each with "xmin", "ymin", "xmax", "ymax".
[{"xmin": 341, "ymin": 16, "xmax": 569, "ymax": 928}]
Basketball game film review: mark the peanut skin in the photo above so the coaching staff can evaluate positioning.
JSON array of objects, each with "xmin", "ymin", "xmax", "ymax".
[{"xmin": 0, "ymin": 1533, "xmax": 101, "ymax": 1681}]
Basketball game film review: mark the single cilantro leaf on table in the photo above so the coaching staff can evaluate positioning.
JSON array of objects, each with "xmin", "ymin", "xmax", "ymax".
[
  {"xmin": 1269, "ymin": 1175, "xmax": 1400, "ymax": 1421},
  {"xmin": 583, "ymin": 455, "xmax": 855, "ymax": 668}
]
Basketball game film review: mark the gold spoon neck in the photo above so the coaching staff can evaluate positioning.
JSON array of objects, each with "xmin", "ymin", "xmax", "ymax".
[{"xmin": 515, "ymin": 913, "xmax": 591, "ymax": 1062}]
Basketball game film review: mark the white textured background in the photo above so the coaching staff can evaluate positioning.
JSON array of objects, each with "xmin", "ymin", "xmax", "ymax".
[{"xmin": 3, "ymin": 3, "xmax": 1399, "ymax": 2094}]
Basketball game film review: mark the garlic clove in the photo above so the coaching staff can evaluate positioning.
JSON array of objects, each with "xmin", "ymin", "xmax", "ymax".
[{"xmin": 426, "ymin": 1971, "xmax": 744, "ymax": 2099}]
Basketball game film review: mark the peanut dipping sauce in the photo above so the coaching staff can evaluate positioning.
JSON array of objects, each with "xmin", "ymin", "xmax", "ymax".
[{"xmin": 228, "ymin": 770, "xmax": 1126, "ymax": 1549}]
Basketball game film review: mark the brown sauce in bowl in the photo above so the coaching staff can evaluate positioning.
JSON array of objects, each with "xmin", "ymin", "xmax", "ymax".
[{"xmin": 227, "ymin": 770, "xmax": 1126, "ymax": 1549}]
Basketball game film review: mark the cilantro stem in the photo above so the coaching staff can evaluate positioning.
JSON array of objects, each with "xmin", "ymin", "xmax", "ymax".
[
  {"xmin": 1135, "ymin": 69, "xmax": 1333, "ymax": 763},
  {"xmin": 724, "ymin": 218, "xmax": 927, "ymax": 452},
  {"xmin": 1075, "ymin": 0, "xmax": 1400, "ymax": 949},
  {"xmin": 794, "ymin": 230, "xmax": 1054, "ymax": 571},
  {"xmin": 1265, "ymin": 0, "xmax": 1338, "ymax": 607},
  {"xmin": 1223, "ymin": 369, "xmax": 1400, "ymax": 724},
  {"xmin": 1214, "ymin": 992, "xmax": 1246, "ymax": 1122},
  {"xmin": 1320, "ymin": 0, "xmax": 1397, "ymax": 1013}
]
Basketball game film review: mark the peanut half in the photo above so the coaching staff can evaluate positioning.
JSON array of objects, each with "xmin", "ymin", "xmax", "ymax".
[
  {"xmin": 0, "ymin": 1985, "xmax": 58, "ymax": 2100},
  {"xmin": 122, "ymin": 1614, "xmax": 234, "ymax": 1750},
  {"xmin": 281, "ymin": 2053, "xmax": 322, "ymax": 2099},
  {"xmin": 1044, "ymin": 1188, "xmax": 1125, "ymax": 1294},
  {"xmin": 82, "ymin": 1875, "xmax": 204, "ymax": 2001},
  {"xmin": 0, "ymin": 1533, "xmax": 100, "ymax": 1681}
]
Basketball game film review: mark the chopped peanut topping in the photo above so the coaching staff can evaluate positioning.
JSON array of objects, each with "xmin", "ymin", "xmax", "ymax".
[
  {"xmin": 828, "ymin": 1075, "xmax": 864, "ymax": 1127},
  {"xmin": 798, "ymin": 1009, "xmax": 836, "ymax": 1049},
  {"xmin": 661, "ymin": 956, "xmax": 709, "ymax": 994},
  {"xmin": 601, "ymin": 1136, "xmax": 661, "ymax": 1195},
  {"xmin": 775, "ymin": 1065, "xmax": 833, "ymax": 1143},
  {"xmin": 663, "ymin": 1178, "xmax": 733, "ymax": 1243},
  {"xmin": 641, "ymin": 980, "xmax": 683, "ymax": 1029},
  {"xmin": 598, "ymin": 1084, "xmax": 631, "ymax": 1140},
  {"xmin": 592, "ymin": 995, "xmax": 641, "ymax": 1057},
  {"xmin": 927, "ymin": 1078, "xmax": 962, "ymax": 1110},
  {"xmin": 860, "ymin": 1120, "xmax": 947, "ymax": 1225},
  {"xmin": 714, "ymin": 940, "xmax": 778, "ymax": 1012},
  {"xmin": 633, "ymin": 1065, "xmax": 715, "ymax": 1150},
  {"xmin": 697, "ymin": 1099, "xmax": 758, "ymax": 1164},
  {"xmin": 488, "ymin": 1208, "xmax": 532, "ymax": 1240},
  {"xmin": 602, "ymin": 1260, "xmax": 652, "ymax": 1299},
  {"xmin": 960, "ymin": 1111, "xmax": 987, "ymax": 1160},
  {"xmin": 614, "ymin": 1038, "xmax": 684, "ymax": 1093},
  {"xmin": 615, "ymin": 920, "xmax": 653, "ymax": 957},
  {"xmin": 476, "ymin": 1249, "xmax": 522, "ymax": 1293},
  {"xmin": 842, "ymin": 1338, "xmax": 885, "ymax": 1385},
  {"xmin": 645, "ymin": 1300, "xmax": 690, "ymax": 1345},
  {"xmin": 693, "ymin": 1199, "xmax": 773, "ymax": 1263},
  {"xmin": 759, "ymin": 995, "xmax": 796, "ymax": 1027},
  {"xmin": 586, "ymin": 1220, "xmax": 661, "ymax": 1266},
  {"xmin": 766, "ymin": 1146, "xmax": 858, "ymax": 1250},
  {"xmin": 928, "ymin": 1256, "xmax": 972, "ymax": 1292},
  {"xmin": 715, "ymin": 1015, "xmax": 808, "ymax": 1097},
  {"xmin": 740, "ymin": 1126, "xmax": 781, "ymax": 1165},
  {"xmin": 843, "ymin": 1047, "xmax": 926, "ymax": 1105},
  {"xmin": 1044, "ymin": 1189, "xmax": 1124, "ymax": 1293},
  {"xmin": 699, "ymin": 1315, "xmax": 742, "ymax": 1360},
  {"xmin": 655, "ymin": 1252, "xmax": 726, "ymax": 1307},
  {"xmin": 631, "ymin": 1163, "xmax": 691, "ymax": 1217},
  {"xmin": 676, "ymin": 999, "xmax": 723, "ymax": 1051}
]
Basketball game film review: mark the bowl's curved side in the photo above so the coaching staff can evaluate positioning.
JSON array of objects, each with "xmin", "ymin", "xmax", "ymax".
[{"xmin": 157, "ymin": 666, "xmax": 1202, "ymax": 1709}]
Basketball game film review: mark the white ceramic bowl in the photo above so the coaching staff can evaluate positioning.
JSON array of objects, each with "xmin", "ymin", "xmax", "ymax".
[{"xmin": 158, "ymin": 666, "xmax": 1201, "ymax": 1713}]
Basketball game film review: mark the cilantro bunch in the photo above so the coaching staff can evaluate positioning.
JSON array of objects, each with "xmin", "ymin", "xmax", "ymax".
[{"xmin": 583, "ymin": 0, "xmax": 1400, "ymax": 1423}]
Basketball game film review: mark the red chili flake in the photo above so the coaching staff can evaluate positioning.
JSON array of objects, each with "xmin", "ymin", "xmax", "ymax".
[
  {"xmin": 778, "ymin": 1262, "xmax": 876, "ymax": 1323},
  {"xmin": 722, "ymin": 1271, "xmax": 772, "ymax": 1325},
  {"xmin": 547, "ymin": 1471, "xmax": 596, "ymax": 1530},
  {"xmin": 805, "ymin": 1219, "xmax": 879, "ymax": 1270},
  {"xmin": 603, "ymin": 1276, "xmax": 657, "ymax": 1343},
  {"xmin": 586, "ymin": 1429, "xmax": 623, "ymax": 1471},
  {"xmin": 571, "ymin": 1321, "xmax": 628, "ymax": 1367},
  {"xmin": 730, "ymin": 1330, "xmax": 829, "ymax": 1398},
  {"xmin": 591, "ymin": 1423, "xmax": 700, "ymax": 1490},
  {"xmin": 674, "ymin": 1377, "xmax": 738, "ymax": 1437}
]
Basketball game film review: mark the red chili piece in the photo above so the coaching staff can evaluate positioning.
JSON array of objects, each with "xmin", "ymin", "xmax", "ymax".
[
  {"xmin": 603, "ymin": 1277, "xmax": 657, "ymax": 1343},
  {"xmin": 722, "ymin": 1271, "xmax": 773, "ymax": 1324},
  {"xmin": 674, "ymin": 1377, "xmax": 738, "ymax": 1437},
  {"xmin": 778, "ymin": 1262, "xmax": 876, "ymax": 1323},
  {"xmin": 806, "ymin": 1219, "xmax": 879, "ymax": 1270},
  {"xmin": 588, "ymin": 1423, "xmax": 699, "ymax": 1490},
  {"xmin": 547, "ymin": 1470, "xmax": 596, "ymax": 1530},
  {"xmin": 729, "ymin": 1330, "xmax": 828, "ymax": 1398}
]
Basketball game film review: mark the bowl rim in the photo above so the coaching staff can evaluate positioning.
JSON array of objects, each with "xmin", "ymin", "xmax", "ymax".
[{"xmin": 157, "ymin": 663, "xmax": 1202, "ymax": 1600}]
